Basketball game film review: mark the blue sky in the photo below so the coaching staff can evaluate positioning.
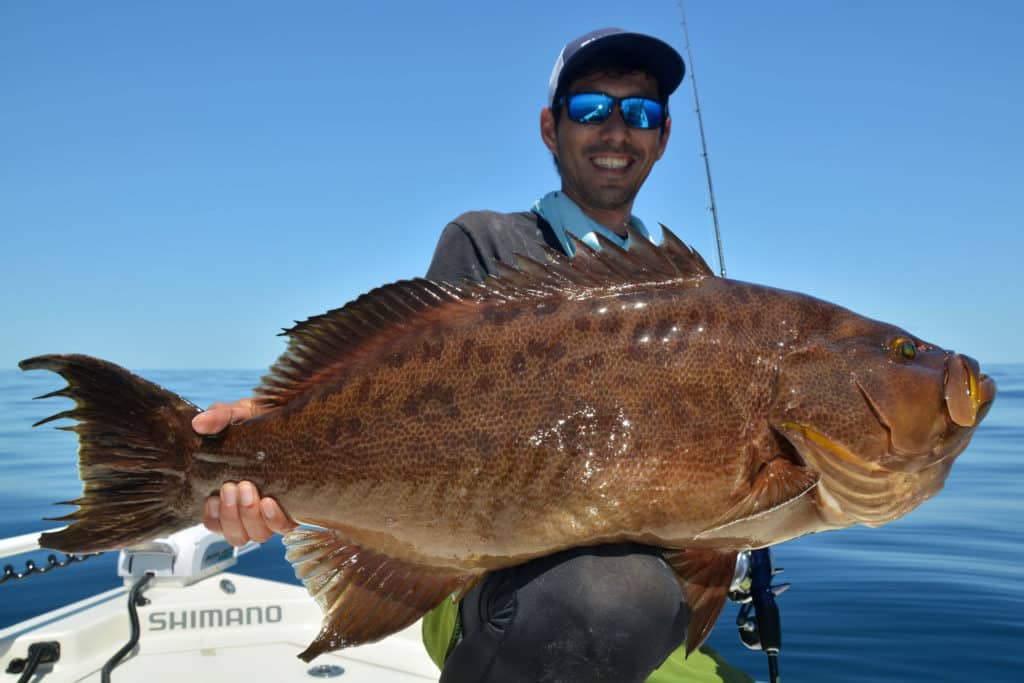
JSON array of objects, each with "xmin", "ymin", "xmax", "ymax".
[{"xmin": 2, "ymin": 1, "xmax": 1021, "ymax": 373}]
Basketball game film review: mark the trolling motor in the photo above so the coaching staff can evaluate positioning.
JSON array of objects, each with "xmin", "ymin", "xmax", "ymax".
[{"xmin": 730, "ymin": 548, "xmax": 789, "ymax": 683}]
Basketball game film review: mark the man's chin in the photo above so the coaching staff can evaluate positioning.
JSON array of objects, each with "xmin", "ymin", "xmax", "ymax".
[{"xmin": 589, "ymin": 186, "xmax": 640, "ymax": 210}]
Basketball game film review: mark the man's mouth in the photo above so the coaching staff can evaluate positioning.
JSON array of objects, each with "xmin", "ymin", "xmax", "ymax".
[{"xmin": 591, "ymin": 155, "xmax": 633, "ymax": 171}]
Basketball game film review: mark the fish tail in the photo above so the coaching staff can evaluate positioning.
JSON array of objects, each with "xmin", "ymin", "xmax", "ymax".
[{"xmin": 19, "ymin": 353, "xmax": 203, "ymax": 553}]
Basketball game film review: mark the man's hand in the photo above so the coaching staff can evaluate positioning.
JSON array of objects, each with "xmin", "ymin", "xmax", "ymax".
[
  {"xmin": 204, "ymin": 481, "xmax": 296, "ymax": 545},
  {"xmin": 193, "ymin": 400, "xmax": 298, "ymax": 546},
  {"xmin": 192, "ymin": 398, "xmax": 261, "ymax": 435}
]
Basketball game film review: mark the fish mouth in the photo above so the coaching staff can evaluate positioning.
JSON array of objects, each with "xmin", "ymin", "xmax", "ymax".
[
  {"xmin": 774, "ymin": 353, "xmax": 995, "ymax": 528},
  {"xmin": 774, "ymin": 421, "xmax": 949, "ymax": 527},
  {"xmin": 853, "ymin": 352, "xmax": 996, "ymax": 473}
]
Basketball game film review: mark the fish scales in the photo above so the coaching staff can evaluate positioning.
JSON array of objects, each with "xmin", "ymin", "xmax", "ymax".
[
  {"xmin": 198, "ymin": 279, "xmax": 792, "ymax": 567},
  {"xmin": 20, "ymin": 227, "xmax": 995, "ymax": 661}
]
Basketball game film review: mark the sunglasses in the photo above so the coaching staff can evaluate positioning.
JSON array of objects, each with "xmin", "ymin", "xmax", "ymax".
[{"xmin": 557, "ymin": 92, "xmax": 666, "ymax": 129}]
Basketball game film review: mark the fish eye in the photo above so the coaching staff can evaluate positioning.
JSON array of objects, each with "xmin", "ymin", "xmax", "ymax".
[{"xmin": 891, "ymin": 337, "xmax": 917, "ymax": 360}]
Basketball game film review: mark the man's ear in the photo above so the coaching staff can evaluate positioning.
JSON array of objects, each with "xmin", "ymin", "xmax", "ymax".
[{"xmin": 540, "ymin": 107, "xmax": 558, "ymax": 155}]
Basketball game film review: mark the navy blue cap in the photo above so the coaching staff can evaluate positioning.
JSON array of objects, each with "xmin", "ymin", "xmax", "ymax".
[{"xmin": 548, "ymin": 28, "xmax": 686, "ymax": 106}]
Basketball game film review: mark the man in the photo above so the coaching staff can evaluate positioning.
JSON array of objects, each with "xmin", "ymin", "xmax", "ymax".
[{"xmin": 196, "ymin": 28, "xmax": 752, "ymax": 683}]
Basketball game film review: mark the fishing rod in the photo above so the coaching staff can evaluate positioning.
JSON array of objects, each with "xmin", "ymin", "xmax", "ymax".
[
  {"xmin": 676, "ymin": 4, "xmax": 786, "ymax": 683},
  {"xmin": 731, "ymin": 549, "xmax": 789, "ymax": 683},
  {"xmin": 677, "ymin": 0, "xmax": 726, "ymax": 278}
]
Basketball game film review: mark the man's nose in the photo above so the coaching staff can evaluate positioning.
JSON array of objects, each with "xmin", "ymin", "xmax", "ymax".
[{"xmin": 597, "ymin": 104, "xmax": 631, "ymax": 141}]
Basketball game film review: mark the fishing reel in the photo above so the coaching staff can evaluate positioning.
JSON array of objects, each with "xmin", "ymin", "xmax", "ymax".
[{"xmin": 729, "ymin": 548, "xmax": 789, "ymax": 683}]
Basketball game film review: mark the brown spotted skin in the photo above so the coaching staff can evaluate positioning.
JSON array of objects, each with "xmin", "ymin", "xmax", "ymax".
[
  {"xmin": 181, "ymin": 270, "xmax": 993, "ymax": 572},
  {"xmin": 20, "ymin": 233, "xmax": 995, "ymax": 660}
]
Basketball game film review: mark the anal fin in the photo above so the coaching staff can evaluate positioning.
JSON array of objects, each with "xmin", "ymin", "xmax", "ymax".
[
  {"xmin": 663, "ymin": 548, "xmax": 738, "ymax": 655},
  {"xmin": 284, "ymin": 528, "xmax": 479, "ymax": 662}
]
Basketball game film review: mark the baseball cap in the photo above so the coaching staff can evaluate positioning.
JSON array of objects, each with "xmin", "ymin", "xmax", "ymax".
[{"xmin": 548, "ymin": 28, "xmax": 686, "ymax": 107}]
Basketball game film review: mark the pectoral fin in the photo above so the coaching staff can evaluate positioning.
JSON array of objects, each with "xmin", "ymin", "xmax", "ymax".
[
  {"xmin": 662, "ymin": 548, "xmax": 738, "ymax": 655},
  {"xmin": 696, "ymin": 456, "xmax": 822, "ymax": 544},
  {"xmin": 284, "ymin": 528, "xmax": 479, "ymax": 662}
]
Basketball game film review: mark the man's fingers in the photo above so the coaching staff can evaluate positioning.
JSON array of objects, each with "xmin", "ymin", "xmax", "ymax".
[
  {"xmin": 229, "ymin": 399, "xmax": 258, "ymax": 424},
  {"xmin": 203, "ymin": 497, "xmax": 223, "ymax": 534},
  {"xmin": 237, "ymin": 482, "xmax": 274, "ymax": 543},
  {"xmin": 260, "ymin": 498, "xmax": 299, "ymax": 535},
  {"xmin": 192, "ymin": 402, "xmax": 234, "ymax": 435},
  {"xmin": 216, "ymin": 482, "xmax": 250, "ymax": 546},
  {"xmin": 206, "ymin": 481, "xmax": 293, "ymax": 547},
  {"xmin": 192, "ymin": 399, "xmax": 259, "ymax": 436}
]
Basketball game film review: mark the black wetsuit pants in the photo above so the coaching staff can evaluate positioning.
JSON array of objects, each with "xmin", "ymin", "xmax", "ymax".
[{"xmin": 439, "ymin": 544, "xmax": 688, "ymax": 683}]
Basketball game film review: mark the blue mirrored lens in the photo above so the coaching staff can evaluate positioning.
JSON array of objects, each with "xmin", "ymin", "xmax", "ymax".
[
  {"xmin": 563, "ymin": 93, "xmax": 663, "ymax": 129},
  {"xmin": 566, "ymin": 93, "xmax": 614, "ymax": 124},
  {"xmin": 621, "ymin": 98, "xmax": 663, "ymax": 129}
]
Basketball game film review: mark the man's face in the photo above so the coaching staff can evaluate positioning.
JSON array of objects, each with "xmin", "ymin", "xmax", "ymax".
[{"xmin": 541, "ymin": 70, "xmax": 671, "ymax": 219}]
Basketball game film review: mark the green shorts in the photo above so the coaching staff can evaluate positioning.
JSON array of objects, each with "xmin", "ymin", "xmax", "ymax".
[{"xmin": 421, "ymin": 597, "xmax": 754, "ymax": 682}]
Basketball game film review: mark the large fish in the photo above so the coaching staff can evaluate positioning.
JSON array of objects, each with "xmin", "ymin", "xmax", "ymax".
[{"xmin": 20, "ymin": 227, "xmax": 995, "ymax": 661}]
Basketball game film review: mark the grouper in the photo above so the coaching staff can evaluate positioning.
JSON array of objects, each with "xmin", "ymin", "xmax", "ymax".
[{"xmin": 20, "ymin": 227, "xmax": 996, "ymax": 661}]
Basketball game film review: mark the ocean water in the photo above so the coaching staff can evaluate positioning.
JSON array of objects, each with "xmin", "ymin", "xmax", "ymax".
[{"xmin": 1, "ymin": 365, "xmax": 1021, "ymax": 682}]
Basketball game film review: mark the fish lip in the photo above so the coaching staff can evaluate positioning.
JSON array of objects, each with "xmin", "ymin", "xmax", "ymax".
[{"xmin": 944, "ymin": 353, "xmax": 997, "ymax": 427}]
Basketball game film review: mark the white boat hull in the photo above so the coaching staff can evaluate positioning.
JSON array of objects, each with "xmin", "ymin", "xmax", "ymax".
[{"xmin": 1, "ymin": 572, "xmax": 439, "ymax": 681}]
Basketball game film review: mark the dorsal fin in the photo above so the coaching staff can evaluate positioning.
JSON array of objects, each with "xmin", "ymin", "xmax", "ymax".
[
  {"xmin": 254, "ymin": 279, "xmax": 476, "ymax": 408},
  {"xmin": 658, "ymin": 224, "xmax": 715, "ymax": 276},
  {"xmin": 254, "ymin": 225, "xmax": 714, "ymax": 409}
]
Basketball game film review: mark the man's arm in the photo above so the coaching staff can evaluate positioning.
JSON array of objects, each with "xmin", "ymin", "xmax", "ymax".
[
  {"xmin": 427, "ymin": 211, "xmax": 560, "ymax": 283},
  {"xmin": 426, "ymin": 221, "xmax": 490, "ymax": 283}
]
